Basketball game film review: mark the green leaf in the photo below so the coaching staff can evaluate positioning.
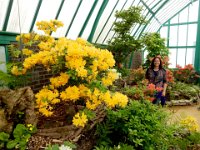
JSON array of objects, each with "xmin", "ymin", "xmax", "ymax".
[
  {"xmin": 13, "ymin": 124, "xmax": 28, "ymax": 139},
  {"xmin": 7, "ymin": 140, "xmax": 18, "ymax": 149},
  {"xmin": 51, "ymin": 144, "xmax": 59, "ymax": 150},
  {"xmin": 81, "ymin": 109, "xmax": 96, "ymax": 120},
  {"xmin": 0, "ymin": 132, "xmax": 10, "ymax": 141},
  {"xmin": 64, "ymin": 141, "xmax": 77, "ymax": 149}
]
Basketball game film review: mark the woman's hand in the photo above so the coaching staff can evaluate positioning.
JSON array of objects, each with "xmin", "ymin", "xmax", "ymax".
[{"xmin": 162, "ymin": 91, "xmax": 166, "ymax": 96}]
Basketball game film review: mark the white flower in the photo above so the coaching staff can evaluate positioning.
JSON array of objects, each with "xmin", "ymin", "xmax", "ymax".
[
  {"xmin": 59, "ymin": 145, "xmax": 72, "ymax": 150},
  {"xmin": 108, "ymin": 68, "xmax": 117, "ymax": 72}
]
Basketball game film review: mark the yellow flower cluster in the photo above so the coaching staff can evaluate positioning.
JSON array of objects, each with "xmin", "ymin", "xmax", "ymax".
[
  {"xmin": 22, "ymin": 48, "xmax": 33, "ymax": 56},
  {"xmin": 16, "ymin": 33, "xmax": 40, "ymax": 44},
  {"xmin": 102, "ymin": 92, "xmax": 128, "ymax": 108},
  {"xmin": 11, "ymin": 66, "xmax": 26, "ymax": 76},
  {"xmin": 60, "ymin": 86, "xmax": 80, "ymax": 101},
  {"xmin": 102, "ymin": 70, "xmax": 118, "ymax": 86},
  {"xmin": 11, "ymin": 20, "xmax": 128, "ymax": 128},
  {"xmin": 72, "ymin": 112, "xmax": 88, "ymax": 127},
  {"xmin": 35, "ymin": 88, "xmax": 60, "ymax": 117},
  {"xmin": 36, "ymin": 20, "xmax": 64, "ymax": 35},
  {"xmin": 180, "ymin": 116, "xmax": 199, "ymax": 132},
  {"xmin": 50, "ymin": 72, "xmax": 69, "ymax": 88}
]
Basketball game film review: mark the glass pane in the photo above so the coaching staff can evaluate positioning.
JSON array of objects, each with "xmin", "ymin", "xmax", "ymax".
[
  {"xmin": 189, "ymin": 1, "xmax": 198, "ymax": 22},
  {"xmin": 178, "ymin": 25, "xmax": 187, "ymax": 46},
  {"xmin": 169, "ymin": 26, "xmax": 177, "ymax": 46},
  {"xmin": 97, "ymin": 0, "xmax": 126, "ymax": 44},
  {"xmin": 33, "ymin": 0, "xmax": 62, "ymax": 35},
  {"xmin": 179, "ymin": 7, "xmax": 188, "ymax": 23},
  {"xmin": 143, "ymin": 50, "xmax": 148, "ymax": 62},
  {"xmin": 186, "ymin": 48, "xmax": 195, "ymax": 65},
  {"xmin": 93, "ymin": 0, "xmax": 118, "ymax": 42},
  {"xmin": 169, "ymin": 49, "xmax": 177, "ymax": 68},
  {"xmin": 132, "ymin": 0, "xmax": 140, "ymax": 6},
  {"xmin": 131, "ymin": 24, "xmax": 140, "ymax": 36},
  {"xmin": 156, "ymin": 0, "xmax": 188, "ymax": 25},
  {"xmin": 145, "ymin": 0, "xmax": 157, "ymax": 8},
  {"xmin": 152, "ymin": 1, "xmax": 163, "ymax": 12},
  {"xmin": 66, "ymin": 0, "xmax": 94, "ymax": 40},
  {"xmin": 7, "ymin": 0, "xmax": 38, "ymax": 33},
  {"xmin": 0, "ymin": 0, "xmax": 9, "ymax": 30},
  {"xmin": 187, "ymin": 24, "xmax": 197, "ymax": 46},
  {"xmin": 177, "ymin": 48, "xmax": 186, "ymax": 67},
  {"xmin": 81, "ymin": 0, "xmax": 103, "ymax": 40},
  {"xmin": 0, "ymin": 46, "xmax": 6, "ymax": 73},
  {"xmin": 170, "ymin": 15, "xmax": 179, "ymax": 24},
  {"xmin": 51, "ymin": 0, "xmax": 80, "ymax": 38},
  {"xmin": 160, "ymin": 26, "xmax": 167, "ymax": 39}
]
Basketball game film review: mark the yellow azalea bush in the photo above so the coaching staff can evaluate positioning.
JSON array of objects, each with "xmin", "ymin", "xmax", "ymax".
[
  {"xmin": 11, "ymin": 20, "xmax": 128, "ymax": 127},
  {"xmin": 180, "ymin": 116, "xmax": 199, "ymax": 132}
]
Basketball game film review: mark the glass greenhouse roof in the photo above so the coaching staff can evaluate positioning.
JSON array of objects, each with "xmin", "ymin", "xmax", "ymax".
[{"xmin": 0, "ymin": 0, "xmax": 197, "ymax": 44}]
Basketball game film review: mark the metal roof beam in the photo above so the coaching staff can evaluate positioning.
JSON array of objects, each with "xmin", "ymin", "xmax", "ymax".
[
  {"xmin": 159, "ymin": 0, "xmax": 198, "ymax": 31},
  {"xmin": 87, "ymin": 0, "xmax": 109, "ymax": 42},
  {"xmin": 137, "ymin": 0, "xmax": 168, "ymax": 39},
  {"xmin": 55, "ymin": 0, "xmax": 65, "ymax": 20},
  {"xmin": 102, "ymin": 0, "xmax": 129, "ymax": 44},
  {"xmin": 65, "ymin": 0, "xmax": 83, "ymax": 37},
  {"xmin": 78, "ymin": 0, "xmax": 98, "ymax": 37},
  {"xmin": 194, "ymin": 0, "xmax": 200, "ymax": 72},
  {"xmin": 94, "ymin": 0, "xmax": 120, "ymax": 43},
  {"xmin": 2, "ymin": 0, "xmax": 14, "ymax": 31},
  {"xmin": 140, "ymin": 0, "xmax": 154, "ymax": 15},
  {"xmin": 29, "ymin": 0, "xmax": 43, "ymax": 32}
]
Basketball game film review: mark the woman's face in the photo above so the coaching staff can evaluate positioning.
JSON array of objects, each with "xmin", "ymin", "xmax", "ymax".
[{"xmin": 154, "ymin": 58, "xmax": 160, "ymax": 67}]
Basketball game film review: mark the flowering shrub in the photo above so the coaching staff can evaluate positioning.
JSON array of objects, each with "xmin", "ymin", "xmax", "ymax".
[
  {"xmin": 144, "ymin": 83, "xmax": 163, "ymax": 102},
  {"xmin": 11, "ymin": 20, "xmax": 128, "ymax": 127},
  {"xmin": 128, "ymin": 67, "xmax": 145, "ymax": 85},
  {"xmin": 174, "ymin": 64, "xmax": 199, "ymax": 83},
  {"xmin": 166, "ymin": 69, "xmax": 174, "ymax": 83},
  {"xmin": 180, "ymin": 116, "xmax": 199, "ymax": 132}
]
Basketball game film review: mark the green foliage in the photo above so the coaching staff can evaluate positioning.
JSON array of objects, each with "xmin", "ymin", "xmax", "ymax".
[
  {"xmin": 0, "ymin": 63, "xmax": 30, "ymax": 89},
  {"xmin": 113, "ymin": 6, "xmax": 146, "ymax": 35},
  {"xmin": 0, "ymin": 132, "xmax": 10, "ymax": 149},
  {"xmin": 116, "ymin": 67, "xmax": 130, "ymax": 77},
  {"xmin": 169, "ymin": 82, "xmax": 200, "ymax": 100},
  {"xmin": 7, "ymin": 44, "xmax": 22, "ymax": 58},
  {"xmin": 6, "ymin": 124, "xmax": 36, "ymax": 150},
  {"xmin": 127, "ymin": 67, "xmax": 145, "ymax": 85},
  {"xmin": 170, "ymin": 131, "xmax": 200, "ymax": 149},
  {"xmin": 0, "ymin": 124, "xmax": 36, "ymax": 150},
  {"xmin": 123, "ymin": 86, "xmax": 144, "ymax": 100},
  {"xmin": 108, "ymin": 6, "xmax": 146, "ymax": 65},
  {"xmin": 141, "ymin": 33, "xmax": 169, "ymax": 68},
  {"xmin": 81, "ymin": 108, "xmax": 96, "ymax": 120},
  {"xmin": 94, "ymin": 144, "xmax": 135, "ymax": 150},
  {"xmin": 96, "ymin": 100, "xmax": 176, "ymax": 149}
]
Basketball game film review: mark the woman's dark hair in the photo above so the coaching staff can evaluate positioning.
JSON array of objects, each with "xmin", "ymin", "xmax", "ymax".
[{"xmin": 150, "ymin": 57, "xmax": 163, "ymax": 69}]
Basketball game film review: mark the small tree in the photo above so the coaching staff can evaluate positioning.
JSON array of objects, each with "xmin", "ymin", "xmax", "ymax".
[
  {"xmin": 108, "ymin": 6, "xmax": 146, "ymax": 67},
  {"xmin": 141, "ymin": 32, "xmax": 169, "ymax": 68}
]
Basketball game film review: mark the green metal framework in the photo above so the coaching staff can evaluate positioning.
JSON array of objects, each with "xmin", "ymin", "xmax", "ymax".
[
  {"xmin": 195, "ymin": 0, "xmax": 200, "ymax": 72},
  {"xmin": 65, "ymin": 0, "xmax": 83, "ymax": 37},
  {"xmin": 0, "ymin": 0, "xmax": 198, "ymax": 69},
  {"xmin": 158, "ymin": 0, "xmax": 199, "ymax": 70}
]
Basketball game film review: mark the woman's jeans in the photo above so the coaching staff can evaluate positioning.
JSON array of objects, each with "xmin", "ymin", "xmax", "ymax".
[{"xmin": 152, "ymin": 91, "xmax": 166, "ymax": 106}]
